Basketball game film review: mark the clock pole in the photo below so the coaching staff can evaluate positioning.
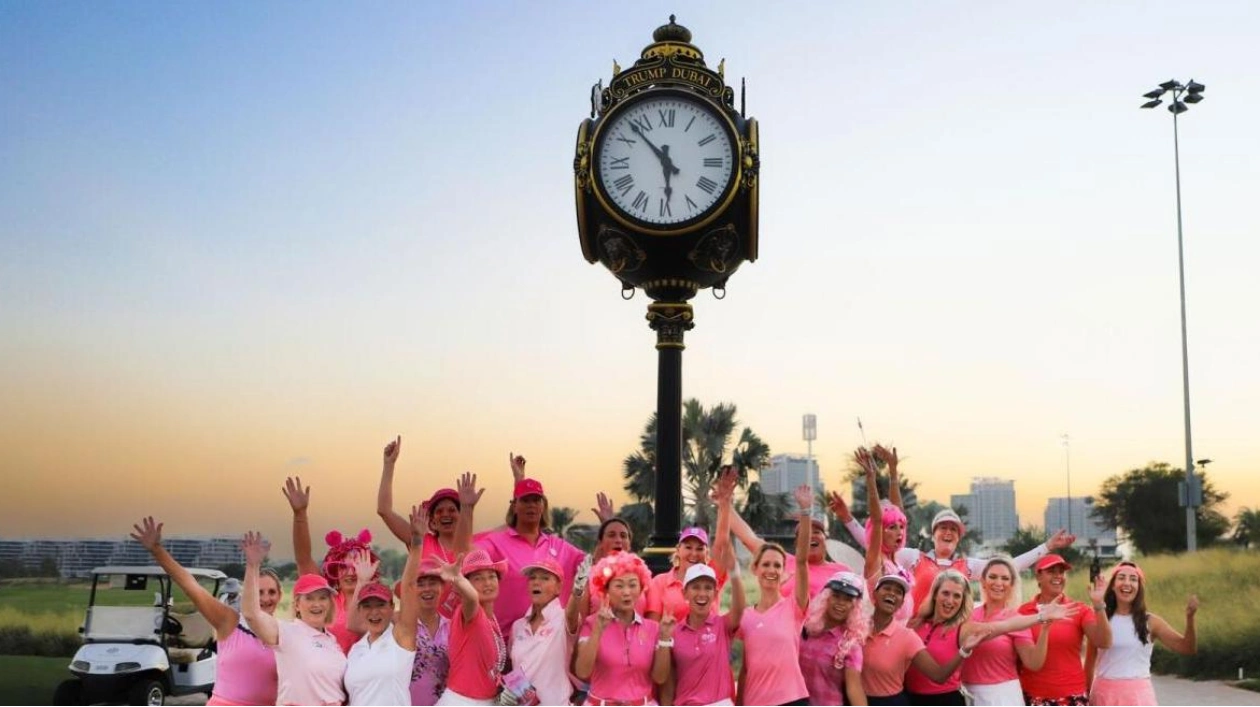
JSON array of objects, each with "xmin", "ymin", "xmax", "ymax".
[{"xmin": 645, "ymin": 301, "xmax": 693, "ymax": 572}]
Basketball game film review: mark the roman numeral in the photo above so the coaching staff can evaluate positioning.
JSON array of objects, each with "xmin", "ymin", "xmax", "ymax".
[
  {"xmin": 704, "ymin": 158, "xmax": 723, "ymax": 168},
  {"xmin": 609, "ymin": 156, "xmax": 630, "ymax": 170},
  {"xmin": 685, "ymin": 195, "xmax": 698, "ymax": 211},
  {"xmin": 614, "ymin": 174, "xmax": 634, "ymax": 195},
  {"xmin": 616, "ymin": 135, "xmax": 636, "ymax": 147},
  {"xmin": 659, "ymin": 199, "xmax": 672, "ymax": 218},
  {"xmin": 698, "ymin": 134, "xmax": 716, "ymax": 146},
  {"xmin": 696, "ymin": 176, "xmax": 719, "ymax": 194},
  {"xmin": 658, "ymin": 109, "xmax": 675, "ymax": 128},
  {"xmin": 684, "ymin": 115, "xmax": 696, "ymax": 132},
  {"xmin": 632, "ymin": 191, "xmax": 649, "ymax": 212},
  {"xmin": 631, "ymin": 116, "xmax": 653, "ymax": 133}
]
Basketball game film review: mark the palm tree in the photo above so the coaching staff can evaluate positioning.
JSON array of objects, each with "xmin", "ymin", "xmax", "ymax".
[
  {"xmin": 550, "ymin": 506, "xmax": 578, "ymax": 539},
  {"xmin": 1234, "ymin": 507, "xmax": 1260, "ymax": 548},
  {"xmin": 622, "ymin": 398, "xmax": 771, "ymax": 532}
]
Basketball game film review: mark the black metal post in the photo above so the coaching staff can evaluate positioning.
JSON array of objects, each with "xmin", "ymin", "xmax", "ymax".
[{"xmin": 644, "ymin": 302, "xmax": 693, "ymax": 575}]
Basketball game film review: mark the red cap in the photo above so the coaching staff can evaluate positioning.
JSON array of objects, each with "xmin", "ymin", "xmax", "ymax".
[
  {"xmin": 513, "ymin": 478, "xmax": 545, "ymax": 500},
  {"xmin": 416, "ymin": 557, "xmax": 444, "ymax": 579},
  {"xmin": 357, "ymin": 582, "xmax": 394, "ymax": 605},
  {"xmin": 1035, "ymin": 554, "xmax": 1072, "ymax": 572},
  {"xmin": 425, "ymin": 488, "xmax": 460, "ymax": 510},
  {"xmin": 293, "ymin": 573, "xmax": 333, "ymax": 596}
]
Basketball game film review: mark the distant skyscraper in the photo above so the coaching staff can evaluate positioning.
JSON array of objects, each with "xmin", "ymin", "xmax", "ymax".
[
  {"xmin": 761, "ymin": 454, "xmax": 821, "ymax": 498},
  {"xmin": 951, "ymin": 477, "xmax": 1019, "ymax": 548},
  {"xmin": 1045, "ymin": 497, "xmax": 1119, "ymax": 556}
]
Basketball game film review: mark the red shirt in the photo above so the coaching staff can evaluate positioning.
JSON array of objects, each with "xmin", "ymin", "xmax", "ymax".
[
  {"xmin": 446, "ymin": 607, "xmax": 503, "ymax": 700},
  {"xmin": 1016, "ymin": 596, "xmax": 1098, "ymax": 698}
]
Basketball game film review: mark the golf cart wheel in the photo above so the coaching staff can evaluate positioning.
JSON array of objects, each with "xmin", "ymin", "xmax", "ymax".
[
  {"xmin": 52, "ymin": 679, "xmax": 83, "ymax": 705},
  {"xmin": 127, "ymin": 678, "xmax": 165, "ymax": 706}
]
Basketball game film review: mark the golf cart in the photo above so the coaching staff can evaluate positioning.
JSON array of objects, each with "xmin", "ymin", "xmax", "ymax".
[{"xmin": 54, "ymin": 565, "xmax": 226, "ymax": 706}]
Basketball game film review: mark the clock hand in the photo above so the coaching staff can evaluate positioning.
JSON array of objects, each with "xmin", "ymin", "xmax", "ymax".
[
  {"xmin": 628, "ymin": 122, "xmax": 667, "ymax": 164},
  {"xmin": 660, "ymin": 145, "xmax": 680, "ymax": 203}
]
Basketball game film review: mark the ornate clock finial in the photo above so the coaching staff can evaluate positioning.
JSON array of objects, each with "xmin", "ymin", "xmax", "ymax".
[
  {"xmin": 642, "ymin": 15, "xmax": 703, "ymax": 63},
  {"xmin": 652, "ymin": 15, "xmax": 692, "ymax": 43},
  {"xmin": 613, "ymin": 58, "xmax": 621, "ymax": 75}
]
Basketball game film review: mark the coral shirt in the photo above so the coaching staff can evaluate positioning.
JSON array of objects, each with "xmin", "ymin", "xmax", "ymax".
[
  {"xmin": 738, "ymin": 597, "xmax": 809, "ymax": 706},
  {"xmin": 961, "ymin": 606, "xmax": 1032, "ymax": 686},
  {"xmin": 671, "ymin": 613, "xmax": 736, "ymax": 706},
  {"xmin": 1017, "ymin": 596, "xmax": 1098, "ymax": 698},
  {"xmin": 475, "ymin": 528, "xmax": 585, "ymax": 632},
  {"xmin": 445, "ymin": 606, "xmax": 504, "ymax": 700},
  {"xmin": 861, "ymin": 621, "xmax": 926, "ymax": 697},
  {"xmin": 578, "ymin": 614, "xmax": 661, "ymax": 703}
]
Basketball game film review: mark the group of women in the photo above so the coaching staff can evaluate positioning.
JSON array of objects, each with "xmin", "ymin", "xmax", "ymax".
[{"xmin": 131, "ymin": 440, "xmax": 1199, "ymax": 706}]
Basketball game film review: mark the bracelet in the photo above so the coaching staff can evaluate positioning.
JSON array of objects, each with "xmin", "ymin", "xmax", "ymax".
[
  {"xmin": 656, "ymin": 639, "xmax": 674, "ymax": 648},
  {"xmin": 958, "ymin": 648, "xmax": 973, "ymax": 659}
]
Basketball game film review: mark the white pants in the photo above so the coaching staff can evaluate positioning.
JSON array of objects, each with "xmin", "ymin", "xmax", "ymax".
[
  {"xmin": 435, "ymin": 688, "xmax": 495, "ymax": 706},
  {"xmin": 964, "ymin": 679, "xmax": 1025, "ymax": 706}
]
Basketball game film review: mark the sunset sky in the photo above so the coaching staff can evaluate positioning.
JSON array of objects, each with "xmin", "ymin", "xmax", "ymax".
[{"xmin": 2, "ymin": 1, "xmax": 1257, "ymax": 559}]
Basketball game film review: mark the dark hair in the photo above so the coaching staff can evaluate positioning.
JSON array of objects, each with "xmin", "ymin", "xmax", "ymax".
[
  {"xmin": 598, "ymin": 517, "xmax": 632, "ymax": 542},
  {"xmin": 1104, "ymin": 561, "xmax": 1150, "ymax": 644}
]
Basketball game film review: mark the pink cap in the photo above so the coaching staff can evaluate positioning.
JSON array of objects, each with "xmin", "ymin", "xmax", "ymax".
[
  {"xmin": 522, "ymin": 557, "xmax": 565, "ymax": 582},
  {"xmin": 416, "ymin": 557, "xmax": 444, "ymax": 579},
  {"xmin": 293, "ymin": 573, "xmax": 333, "ymax": 596},
  {"xmin": 514, "ymin": 478, "xmax": 545, "ymax": 499},
  {"xmin": 1035, "ymin": 554, "xmax": 1072, "ymax": 572},
  {"xmin": 461, "ymin": 548, "xmax": 507, "ymax": 578},
  {"xmin": 357, "ymin": 582, "xmax": 394, "ymax": 605},
  {"xmin": 425, "ymin": 488, "xmax": 460, "ymax": 510},
  {"xmin": 679, "ymin": 526, "xmax": 710, "ymax": 546}
]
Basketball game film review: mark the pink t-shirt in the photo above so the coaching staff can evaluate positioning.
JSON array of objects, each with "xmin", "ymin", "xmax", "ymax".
[
  {"xmin": 781, "ymin": 556, "xmax": 852, "ymax": 599},
  {"xmin": 799, "ymin": 624, "xmax": 863, "ymax": 706},
  {"xmin": 273, "ymin": 619, "xmax": 347, "ymax": 706},
  {"xmin": 211, "ymin": 625, "xmax": 277, "ymax": 706},
  {"xmin": 861, "ymin": 621, "xmax": 926, "ymax": 697},
  {"xmin": 1017, "ymin": 596, "xmax": 1098, "ymax": 698},
  {"xmin": 961, "ymin": 606, "xmax": 1032, "ymax": 686},
  {"xmin": 738, "ymin": 597, "xmax": 809, "ymax": 706},
  {"xmin": 578, "ymin": 614, "xmax": 661, "ymax": 703},
  {"xmin": 866, "ymin": 557, "xmax": 915, "ymax": 624},
  {"xmin": 475, "ymin": 528, "xmax": 585, "ymax": 632},
  {"xmin": 905, "ymin": 621, "xmax": 962, "ymax": 695},
  {"xmin": 328, "ymin": 591, "xmax": 364, "ymax": 654},
  {"xmin": 445, "ymin": 606, "xmax": 503, "ymax": 700},
  {"xmin": 645, "ymin": 564, "xmax": 727, "ymax": 622},
  {"xmin": 671, "ymin": 613, "xmax": 736, "ymax": 706}
]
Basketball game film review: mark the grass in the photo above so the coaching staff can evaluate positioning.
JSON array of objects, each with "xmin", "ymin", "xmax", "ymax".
[
  {"xmin": 1236, "ymin": 678, "xmax": 1260, "ymax": 693},
  {"xmin": 0, "ymin": 655, "xmax": 71, "ymax": 706}
]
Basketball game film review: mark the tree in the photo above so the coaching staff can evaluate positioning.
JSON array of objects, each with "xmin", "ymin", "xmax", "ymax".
[
  {"xmin": 622, "ymin": 399, "xmax": 771, "ymax": 532},
  {"xmin": 1234, "ymin": 507, "xmax": 1260, "ymax": 549},
  {"xmin": 374, "ymin": 547, "xmax": 406, "ymax": 582},
  {"xmin": 1093, "ymin": 462, "xmax": 1230, "ymax": 555},
  {"xmin": 550, "ymin": 506, "xmax": 579, "ymax": 539},
  {"xmin": 739, "ymin": 481, "xmax": 793, "ymax": 537}
]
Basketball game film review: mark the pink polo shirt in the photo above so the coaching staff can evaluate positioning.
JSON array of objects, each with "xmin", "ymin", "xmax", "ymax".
[
  {"xmin": 671, "ymin": 613, "xmax": 736, "ymax": 706},
  {"xmin": 961, "ymin": 606, "xmax": 1032, "ymax": 686},
  {"xmin": 273, "ymin": 619, "xmax": 347, "ymax": 706},
  {"xmin": 510, "ymin": 599, "xmax": 575, "ymax": 707},
  {"xmin": 799, "ymin": 624, "xmax": 863, "ymax": 706},
  {"xmin": 1017, "ymin": 596, "xmax": 1097, "ymax": 699},
  {"xmin": 578, "ymin": 614, "xmax": 661, "ymax": 703},
  {"xmin": 781, "ymin": 556, "xmax": 852, "ymax": 599},
  {"xmin": 645, "ymin": 564, "xmax": 727, "ymax": 622},
  {"xmin": 328, "ymin": 591, "xmax": 365, "ymax": 654},
  {"xmin": 738, "ymin": 596, "xmax": 809, "ymax": 706},
  {"xmin": 445, "ymin": 606, "xmax": 503, "ymax": 700},
  {"xmin": 475, "ymin": 528, "xmax": 585, "ymax": 632},
  {"xmin": 210, "ymin": 625, "xmax": 277, "ymax": 706},
  {"xmin": 861, "ymin": 621, "xmax": 925, "ymax": 697},
  {"xmin": 905, "ymin": 621, "xmax": 962, "ymax": 695}
]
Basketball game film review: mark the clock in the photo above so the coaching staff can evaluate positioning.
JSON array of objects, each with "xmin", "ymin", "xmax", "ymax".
[{"xmin": 592, "ymin": 90, "xmax": 739, "ymax": 233}]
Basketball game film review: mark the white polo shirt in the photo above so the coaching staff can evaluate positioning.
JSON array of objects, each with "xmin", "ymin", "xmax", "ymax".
[
  {"xmin": 344, "ymin": 624, "xmax": 416, "ymax": 706},
  {"xmin": 509, "ymin": 598, "xmax": 574, "ymax": 706}
]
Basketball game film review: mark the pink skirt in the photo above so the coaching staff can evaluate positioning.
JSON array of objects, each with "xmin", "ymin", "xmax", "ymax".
[{"xmin": 1089, "ymin": 677, "xmax": 1157, "ymax": 706}]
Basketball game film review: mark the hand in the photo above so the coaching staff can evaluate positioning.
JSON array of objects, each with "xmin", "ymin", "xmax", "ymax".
[
  {"xmin": 1186, "ymin": 594, "xmax": 1199, "ymax": 616},
  {"xmin": 282, "ymin": 477, "xmax": 310, "ymax": 514},
  {"xmin": 961, "ymin": 627, "xmax": 986, "ymax": 653},
  {"xmin": 1087, "ymin": 574, "xmax": 1107, "ymax": 606},
  {"xmin": 594, "ymin": 594, "xmax": 613, "ymax": 630},
  {"xmin": 1045, "ymin": 528, "xmax": 1076, "ymax": 551},
  {"xmin": 592, "ymin": 492, "xmax": 615, "ymax": 523},
  {"xmin": 854, "ymin": 447, "xmax": 878, "ymax": 477},
  {"xmin": 409, "ymin": 504, "xmax": 429, "ymax": 540},
  {"xmin": 509, "ymin": 453, "xmax": 526, "ymax": 483},
  {"xmin": 1040, "ymin": 600, "xmax": 1078, "ymax": 622},
  {"xmin": 873, "ymin": 445, "xmax": 899, "ymax": 472},
  {"xmin": 435, "ymin": 553, "xmax": 466, "ymax": 584},
  {"xmin": 129, "ymin": 517, "xmax": 163, "ymax": 552},
  {"xmin": 457, "ymin": 471, "xmax": 484, "ymax": 508},
  {"xmin": 349, "ymin": 550, "xmax": 378, "ymax": 586},
  {"xmin": 793, "ymin": 484, "xmax": 814, "ymax": 514},
  {"xmin": 241, "ymin": 531, "xmax": 270, "ymax": 566},
  {"xmin": 711, "ymin": 466, "xmax": 737, "ymax": 506},
  {"xmin": 827, "ymin": 491, "xmax": 853, "ymax": 523},
  {"xmin": 383, "ymin": 436, "xmax": 401, "ymax": 466},
  {"xmin": 658, "ymin": 609, "xmax": 677, "ymax": 640}
]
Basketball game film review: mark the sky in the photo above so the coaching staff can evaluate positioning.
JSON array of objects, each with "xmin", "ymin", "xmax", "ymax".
[{"xmin": 2, "ymin": 1, "xmax": 1257, "ymax": 559}]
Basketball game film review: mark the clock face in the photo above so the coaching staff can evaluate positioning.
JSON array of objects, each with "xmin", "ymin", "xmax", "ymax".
[{"xmin": 595, "ymin": 93, "xmax": 736, "ymax": 228}]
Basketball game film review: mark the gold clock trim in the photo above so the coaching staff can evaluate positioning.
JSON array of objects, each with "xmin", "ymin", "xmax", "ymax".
[{"xmin": 588, "ymin": 89, "xmax": 743, "ymax": 237}]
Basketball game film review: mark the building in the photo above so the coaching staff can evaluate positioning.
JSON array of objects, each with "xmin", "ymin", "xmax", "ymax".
[
  {"xmin": 0, "ymin": 537, "xmax": 244, "ymax": 579},
  {"xmin": 1044, "ymin": 497, "xmax": 1119, "ymax": 557},
  {"xmin": 760, "ymin": 454, "xmax": 821, "ymax": 497},
  {"xmin": 951, "ymin": 477, "xmax": 1019, "ymax": 549}
]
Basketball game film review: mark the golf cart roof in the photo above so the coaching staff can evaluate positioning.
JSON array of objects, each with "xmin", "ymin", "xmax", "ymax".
[{"xmin": 90, "ymin": 566, "xmax": 228, "ymax": 579}]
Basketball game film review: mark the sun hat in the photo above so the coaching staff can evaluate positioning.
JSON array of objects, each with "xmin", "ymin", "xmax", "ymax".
[
  {"xmin": 931, "ymin": 509, "xmax": 965, "ymax": 533},
  {"xmin": 357, "ymin": 582, "xmax": 394, "ymax": 605},
  {"xmin": 425, "ymin": 488, "xmax": 460, "ymax": 510},
  {"xmin": 824, "ymin": 571, "xmax": 864, "ymax": 598},
  {"xmin": 1035, "ymin": 554, "xmax": 1072, "ymax": 572},
  {"xmin": 522, "ymin": 557, "xmax": 565, "ymax": 582},
  {"xmin": 683, "ymin": 564, "xmax": 718, "ymax": 587},
  {"xmin": 876, "ymin": 574, "xmax": 911, "ymax": 593},
  {"xmin": 679, "ymin": 527, "xmax": 710, "ymax": 546},
  {"xmin": 293, "ymin": 573, "xmax": 334, "ymax": 596},
  {"xmin": 461, "ymin": 548, "xmax": 508, "ymax": 578},
  {"xmin": 513, "ymin": 478, "xmax": 546, "ymax": 499}
]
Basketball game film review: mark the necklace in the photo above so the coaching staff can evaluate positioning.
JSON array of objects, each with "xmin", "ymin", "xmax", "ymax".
[{"xmin": 489, "ymin": 615, "xmax": 507, "ymax": 677}]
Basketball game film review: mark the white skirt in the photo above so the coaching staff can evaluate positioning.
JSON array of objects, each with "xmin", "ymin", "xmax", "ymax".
[
  {"xmin": 435, "ymin": 688, "xmax": 495, "ymax": 706},
  {"xmin": 964, "ymin": 679, "xmax": 1025, "ymax": 706}
]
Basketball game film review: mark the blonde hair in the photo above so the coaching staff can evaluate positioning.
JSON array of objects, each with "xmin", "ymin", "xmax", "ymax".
[
  {"xmin": 293, "ymin": 589, "xmax": 337, "ymax": 628},
  {"xmin": 506, "ymin": 497, "xmax": 552, "ymax": 531},
  {"xmin": 978, "ymin": 555, "xmax": 1022, "ymax": 610},
  {"xmin": 916, "ymin": 569, "xmax": 973, "ymax": 628}
]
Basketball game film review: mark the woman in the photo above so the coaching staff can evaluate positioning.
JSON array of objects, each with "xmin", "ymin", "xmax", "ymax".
[
  {"xmin": 645, "ymin": 524, "xmax": 730, "ymax": 623},
  {"xmin": 435, "ymin": 549, "xmax": 508, "ymax": 706},
  {"xmin": 905, "ymin": 569, "xmax": 980, "ymax": 705},
  {"xmin": 131, "ymin": 517, "xmax": 279, "ymax": 706},
  {"xmin": 669, "ymin": 485, "xmax": 746, "ymax": 707},
  {"xmin": 408, "ymin": 556, "xmax": 452, "ymax": 705},
  {"xmin": 509, "ymin": 557, "xmax": 582, "ymax": 706},
  {"xmin": 962, "ymin": 556, "xmax": 1059, "ymax": 706},
  {"xmin": 1087, "ymin": 562, "xmax": 1197, "ymax": 706},
  {"xmin": 574, "ymin": 552, "xmax": 672, "ymax": 706},
  {"xmin": 241, "ymin": 531, "xmax": 348, "ymax": 706},
  {"xmin": 284, "ymin": 475, "xmax": 379, "ymax": 653},
  {"xmin": 1017, "ymin": 555, "xmax": 1112, "ymax": 705},
  {"xmin": 737, "ymin": 483, "xmax": 814, "ymax": 706},
  {"xmin": 851, "ymin": 447, "xmax": 915, "ymax": 625},
  {"xmin": 344, "ymin": 507, "xmax": 424, "ymax": 706},
  {"xmin": 861, "ymin": 574, "xmax": 984, "ymax": 705},
  {"xmin": 799, "ymin": 571, "xmax": 869, "ymax": 706}
]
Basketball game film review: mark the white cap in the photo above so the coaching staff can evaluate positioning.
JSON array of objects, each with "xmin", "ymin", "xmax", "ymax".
[{"xmin": 683, "ymin": 563, "xmax": 718, "ymax": 587}]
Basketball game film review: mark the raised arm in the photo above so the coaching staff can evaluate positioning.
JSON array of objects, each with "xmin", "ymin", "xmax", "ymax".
[
  {"xmin": 283, "ymin": 477, "xmax": 319, "ymax": 577},
  {"xmin": 1083, "ymin": 576, "xmax": 1113, "ymax": 649},
  {"xmin": 969, "ymin": 601, "xmax": 1077, "ymax": 644},
  {"xmin": 723, "ymin": 551, "xmax": 747, "ymax": 634},
  {"xmin": 130, "ymin": 517, "xmax": 239, "ymax": 640},
  {"xmin": 711, "ymin": 467, "xmax": 737, "ymax": 571},
  {"xmin": 828, "ymin": 491, "xmax": 869, "ymax": 551},
  {"xmin": 727, "ymin": 501, "xmax": 766, "ymax": 556},
  {"xmin": 453, "ymin": 471, "xmax": 483, "ymax": 554},
  {"xmin": 436, "ymin": 553, "xmax": 478, "ymax": 623},
  {"xmin": 1151, "ymin": 595, "xmax": 1198, "ymax": 655},
  {"xmin": 1008, "ymin": 529, "xmax": 1075, "ymax": 573},
  {"xmin": 240, "ymin": 532, "xmax": 279, "ymax": 646},
  {"xmin": 344, "ymin": 551, "xmax": 377, "ymax": 635},
  {"xmin": 792, "ymin": 484, "xmax": 812, "ymax": 610},
  {"xmin": 652, "ymin": 612, "xmax": 675, "ymax": 685},
  {"xmin": 858, "ymin": 449, "xmax": 884, "ymax": 580},
  {"xmin": 873, "ymin": 445, "xmax": 903, "ymax": 511},
  {"xmin": 392, "ymin": 505, "xmax": 426, "ymax": 650},
  {"xmin": 376, "ymin": 436, "xmax": 413, "ymax": 546}
]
